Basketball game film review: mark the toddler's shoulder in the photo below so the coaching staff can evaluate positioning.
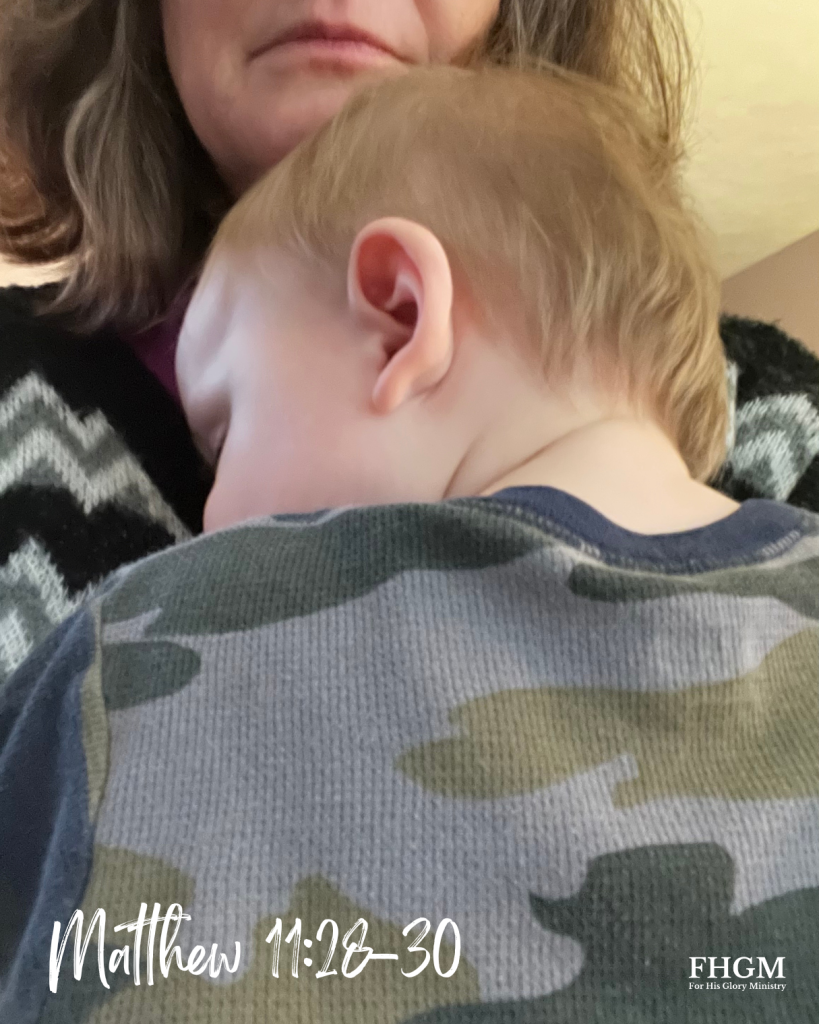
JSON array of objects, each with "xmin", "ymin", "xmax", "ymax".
[{"xmin": 94, "ymin": 499, "xmax": 552, "ymax": 637}]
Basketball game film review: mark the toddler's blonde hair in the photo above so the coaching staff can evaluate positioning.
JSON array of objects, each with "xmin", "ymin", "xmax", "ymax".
[{"xmin": 215, "ymin": 65, "xmax": 728, "ymax": 481}]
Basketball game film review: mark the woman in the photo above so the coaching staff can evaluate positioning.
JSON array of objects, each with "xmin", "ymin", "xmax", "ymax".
[{"xmin": 0, "ymin": 0, "xmax": 817, "ymax": 682}]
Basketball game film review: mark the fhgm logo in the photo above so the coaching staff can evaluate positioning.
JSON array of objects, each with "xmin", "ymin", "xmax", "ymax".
[{"xmin": 689, "ymin": 957, "xmax": 786, "ymax": 992}]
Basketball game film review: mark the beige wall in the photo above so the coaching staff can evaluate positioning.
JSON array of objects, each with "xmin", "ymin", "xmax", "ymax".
[
  {"xmin": 0, "ymin": 258, "xmax": 64, "ymax": 288},
  {"xmin": 721, "ymin": 230, "xmax": 819, "ymax": 356},
  {"xmin": 681, "ymin": 0, "xmax": 819, "ymax": 277}
]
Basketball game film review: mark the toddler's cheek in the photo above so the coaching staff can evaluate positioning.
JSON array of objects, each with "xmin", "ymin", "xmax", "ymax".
[
  {"xmin": 201, "ymin": 483, "xmax": 232, "ymax": 534},
  {"xmin": 201, "ymin": 452, "xmax": 250, "ymax": 533}
]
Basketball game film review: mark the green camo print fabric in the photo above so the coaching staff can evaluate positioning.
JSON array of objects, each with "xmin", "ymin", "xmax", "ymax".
[{"xmin": 33, "ymin": 497, "xmax": 819, "ymax": 1022}]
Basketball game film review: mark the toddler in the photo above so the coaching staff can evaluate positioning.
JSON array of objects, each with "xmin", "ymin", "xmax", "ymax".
[{"xmin": 2, "ymin": 65, "xmax": 817, "ymax": 1024}]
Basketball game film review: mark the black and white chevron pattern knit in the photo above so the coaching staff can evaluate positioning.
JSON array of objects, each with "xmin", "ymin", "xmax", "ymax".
[
  {"xmin": 1, "ymin": 290, "xmax": 817, "ymax": 684},
  {"xmin": 0, "ymin": 287, "xmax": 212, "ymax": 681},
  {"xmin": 718, "ymin": 316, "xmax": 819, "ymax": 511}
]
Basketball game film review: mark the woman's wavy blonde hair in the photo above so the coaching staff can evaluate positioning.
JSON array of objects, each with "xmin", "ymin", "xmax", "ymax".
[{"xmin": 0, "ymin": 0, "xmax": 691, "ymax": 331}]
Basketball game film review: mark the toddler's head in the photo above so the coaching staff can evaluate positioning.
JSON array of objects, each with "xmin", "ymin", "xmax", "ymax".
[{"xmin": 177, "ymin": 65, "xmax": 727, "ymax": 531}]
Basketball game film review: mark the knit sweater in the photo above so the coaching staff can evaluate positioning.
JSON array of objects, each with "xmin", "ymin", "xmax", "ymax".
[
  {"xmin": 1, "ymin": 486, "xmax": 817, "ymax": 1022},
  {"xmin": 0, "ymin": 287, "xmax": 212, "ymax": 685}
]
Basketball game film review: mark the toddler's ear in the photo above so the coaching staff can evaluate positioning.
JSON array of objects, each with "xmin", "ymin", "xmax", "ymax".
[{"xmin": 348, "ymin": 217, "xmax": 455, "ymax": 415}]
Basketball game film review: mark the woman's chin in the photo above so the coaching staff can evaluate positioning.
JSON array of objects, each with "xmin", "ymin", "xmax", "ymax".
[{"xmin": 224, "ymin": 72, "xmax": 403, "ymax": 192}]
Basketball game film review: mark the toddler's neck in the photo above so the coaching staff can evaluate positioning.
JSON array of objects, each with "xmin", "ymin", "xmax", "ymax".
[{"xmin": 479, "ymin": 418, "xmax": 739, "ymax": 535}]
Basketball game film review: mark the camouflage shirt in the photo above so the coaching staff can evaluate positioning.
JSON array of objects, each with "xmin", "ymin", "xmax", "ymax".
[{"xmin": 1, "ymin": 486, "xmax": 818, "ymax": 1023}]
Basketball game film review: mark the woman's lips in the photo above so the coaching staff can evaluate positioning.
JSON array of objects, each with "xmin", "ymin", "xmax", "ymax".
[{"xmin": 251, "ymin": 22, "xmax": 407, "ymax": 69}]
